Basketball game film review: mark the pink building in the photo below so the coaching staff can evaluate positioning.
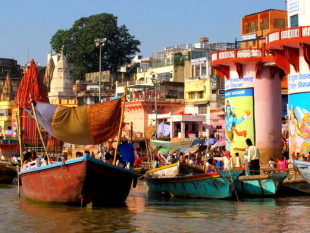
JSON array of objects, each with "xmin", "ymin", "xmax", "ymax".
[{"xmin": 124, "ymin": 100, "xmax": 184, "ymax": 140}]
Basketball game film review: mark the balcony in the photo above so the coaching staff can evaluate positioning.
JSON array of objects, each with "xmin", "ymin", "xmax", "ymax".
[
  {"xmin": 211, "ymin": 48, "xmax": 262, "ymax": 66},
  {"xmin": 266, "ymin": 26, "xmax": 310, "ymax": 49}
]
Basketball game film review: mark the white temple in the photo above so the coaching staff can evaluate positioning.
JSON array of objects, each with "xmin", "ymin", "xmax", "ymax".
[{"xmin": 48, "ymin": 51, "xmax": 75, "ymax": 102}]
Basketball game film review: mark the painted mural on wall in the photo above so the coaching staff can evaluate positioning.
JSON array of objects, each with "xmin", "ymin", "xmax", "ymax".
[
  {"xmin": 288, "ymin": 93, "xmax": 310, "ymax": 155},
  {"xmin": 225, "ymin": 88, "xmax": 254, "ymax": 155},
  {"xmin": 288, "ymin": 73, "xmax": 310, "ymax": 156}
]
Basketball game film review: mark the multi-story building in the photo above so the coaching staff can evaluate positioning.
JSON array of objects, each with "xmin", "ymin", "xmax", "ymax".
[
  {"xmin": 241, "ymin": 9, "xmax": 289, "ymax": 118},
  {"xmin": 241, "ymin": 9, "xmax": 287, "ymax": 49}
]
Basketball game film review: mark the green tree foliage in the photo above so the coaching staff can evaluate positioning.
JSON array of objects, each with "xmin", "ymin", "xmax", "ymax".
[{"xmin": 50, "ymin": 13, "xmax": 141, "ymax": 80}]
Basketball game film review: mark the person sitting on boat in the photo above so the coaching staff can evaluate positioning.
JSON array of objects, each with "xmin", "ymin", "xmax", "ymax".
[
  {"xmin": 268, "ymin": 158, "xmax": 276, "ymax": 169},
  {"xmin": 214, "ymin": 151, "xmax": 233, "ymax": 171},
  {"xmin": 151, "ymin": 157, "xmax": 160, "ymax": 169},
  {"xmin": 118, "ymin": 140, "xmax": 135, "ymax": 169},
  {"xmin": 133, "ymin": 154, "xmax": 143, "ymax": 167},
  {"xmin": 21, "ymin": 152, "xmax": 32, "ymax": 170},
  {"xmin": 41, "ymin": 156, "xmax": 48, "ymax": 166},
  {"xmin": 29, "ymin": 150, "xmax": 41, "ymax": 168},
  {"xmin": 104, "ymin": 150, "xmax": 114, "ymax": 164},
  {"xmin": 205, "ymin": 158, "xmax": 216, "ymax": 173}
]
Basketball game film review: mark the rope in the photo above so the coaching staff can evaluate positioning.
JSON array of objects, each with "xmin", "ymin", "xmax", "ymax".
[{"xmin": 228, "ymin": 169, "xmax": 239, "ymax": 202}]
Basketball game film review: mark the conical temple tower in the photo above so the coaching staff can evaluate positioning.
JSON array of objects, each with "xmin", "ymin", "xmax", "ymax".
[
  {"xmin": 1, "ymin": 73, "xmax": 15, "ymax": 101},
  {"xmin": 48, "ymin": 51, "xmax": 75, "ymax": 103}
]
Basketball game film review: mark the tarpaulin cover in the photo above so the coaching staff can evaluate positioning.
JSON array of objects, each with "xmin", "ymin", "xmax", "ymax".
[{"xmin": 33, "ymin": 98, "xmax": 122, "ymax": 145}]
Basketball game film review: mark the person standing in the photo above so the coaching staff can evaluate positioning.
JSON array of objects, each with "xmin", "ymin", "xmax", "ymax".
[
  {"xmin": 245, "ymin": 138, "xmax": 260, "ymax": 175},
  {"xmin": 118, "ymin": 140, "xmax": 135, "ymax": 169},
  {"xmin": 235, "ymin": 152, "xmax": 242, "ymax": 168},
  {"xmin": 214, "ymin": 151, "xmax": 233, "ymax": 171}
]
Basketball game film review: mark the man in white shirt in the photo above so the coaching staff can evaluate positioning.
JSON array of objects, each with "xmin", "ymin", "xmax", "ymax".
[{"xmin": 246, "ymin": 138, "xmax": 260, "ymax": 175}]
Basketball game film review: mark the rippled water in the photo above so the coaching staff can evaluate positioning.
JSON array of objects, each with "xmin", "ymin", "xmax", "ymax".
[{"xmin": 1, "ymin": 181, "xmax": 310, "ymax": 233}]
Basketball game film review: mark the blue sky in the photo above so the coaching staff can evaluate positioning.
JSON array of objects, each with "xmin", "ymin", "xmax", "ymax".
[{"xmin": 0, "ymin": 0, "xmax": 285, "ymax": 66}]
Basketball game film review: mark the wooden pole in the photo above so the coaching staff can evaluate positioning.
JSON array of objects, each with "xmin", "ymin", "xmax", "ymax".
[
  {"xmin": 16, "ymin": 98, "xmax": 24, "ymax": 165},
  {"xmin": 16, "ymin": 98, "xmax": 23, "ymax": 197},
  {"xmin": 30, "ymin": 100, "xmax": 51, "ymax": 165},
  {"xmin": 113, "ymin": 83, "xmax": 127, "ymax": 165}
]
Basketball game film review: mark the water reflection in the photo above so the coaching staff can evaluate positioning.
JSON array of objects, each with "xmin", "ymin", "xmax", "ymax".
[{"xmin": 2, "ymin": 181, "xmax": 310, "ymax": 232}]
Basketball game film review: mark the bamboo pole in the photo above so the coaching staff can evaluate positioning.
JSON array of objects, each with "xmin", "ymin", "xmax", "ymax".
[
  {"xmin": 16, "ymin": 98, "xmax": 23, "ymax": 166},
  {"xmin": 30, "ymin": 100, "xmax": 51, "ymax": 165},
  {"xmin": 16, "ymin": 98, "xmax": 23, "ymax": 197},
  {"xmin": 113, "ymin": 83, "xmax": 127, "ymax": 165}
]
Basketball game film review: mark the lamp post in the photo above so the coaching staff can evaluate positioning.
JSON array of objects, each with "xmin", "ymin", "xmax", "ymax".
[
  {"xmin": 151, "ymin": 76, "xmax": 158, "ymax": 139},
  {"xmin": 94, "ymin": 38, "xmax": 107, "ymax": 103}
]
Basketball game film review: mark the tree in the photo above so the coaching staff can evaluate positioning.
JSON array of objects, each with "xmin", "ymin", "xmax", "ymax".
[{"xmin": 50, "ymin": 13, "xmax": 141, "ymax": 80}]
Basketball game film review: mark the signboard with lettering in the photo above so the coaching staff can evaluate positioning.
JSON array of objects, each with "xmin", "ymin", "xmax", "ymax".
[
  {"xmin": 242, "ymin": 34, "xmax": 257, "ymax": 41},
  {"xmin": 288, "ymin": 0, "xmax": 299, "ymax": 13}
]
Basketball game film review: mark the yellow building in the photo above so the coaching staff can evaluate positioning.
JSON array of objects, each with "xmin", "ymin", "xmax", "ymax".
[{"xmin": 0, "ymin": 74, "xmax": 14, "ymax": 137}]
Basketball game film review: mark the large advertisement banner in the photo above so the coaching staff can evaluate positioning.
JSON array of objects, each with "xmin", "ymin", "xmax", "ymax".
[
  {"xmin": 288, "ymin": 93, "xmax": 310, "ymax": 155},
  {"xmin": 225, "ymin": 88, "xmax": 255, "ymax": 155}
]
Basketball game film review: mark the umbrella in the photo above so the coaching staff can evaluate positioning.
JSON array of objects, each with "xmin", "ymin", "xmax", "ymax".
[
  {"xmin": 157, "ymin": 148, "xmax": 170, "ymax": 154},
  {"xmin": 213, "ymin": 139, "xmax": 225, "ymax": 147}
]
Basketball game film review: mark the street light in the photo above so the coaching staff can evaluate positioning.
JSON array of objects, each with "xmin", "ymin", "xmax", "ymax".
[
  {"xmin": 151, "ymin": 76, "xmax": 158, "ymax": 139},
  {"xmin": 94, "ymin": 38, "xmax": 107, "ymax": 103}
]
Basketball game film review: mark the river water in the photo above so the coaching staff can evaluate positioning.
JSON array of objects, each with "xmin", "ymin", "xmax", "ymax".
[{"xmin": 1, "ymin": 180, "xmax": 310, "ymax": 233}]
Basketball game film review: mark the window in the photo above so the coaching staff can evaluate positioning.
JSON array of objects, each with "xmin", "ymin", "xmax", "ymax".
[
  {"xmin": 197, "ymin": 91, "xmax": 204, "ymax": 99},
  {"xmin": 201, "ymin": 63, "xmax": 207, "ymax": 76},
  {"xmin": 261, "ymin": 18, "xmax": 269, "ymax": 30},
  {"xmin": 248, "ymin": 21, "xmax": 258, "ymax": 33},
  {"xmin": 274, "ymin": 18, "xmax": 286, "ymax": 29},
  {"xmin": 198, "ymin": 104, "xmax": 208, "ymax": 114},
  {"xmin": 290, "ymin": 15, "xmax": 298, "ymax": 27},
  {"xmin": 188, "ymin": 92, "xmax": 195, "ymax": 99}
]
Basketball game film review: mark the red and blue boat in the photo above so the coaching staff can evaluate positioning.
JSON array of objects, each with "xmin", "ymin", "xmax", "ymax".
[{"xmin": 19, "ymin": 155, "xmax": 137, "ymax": 206}]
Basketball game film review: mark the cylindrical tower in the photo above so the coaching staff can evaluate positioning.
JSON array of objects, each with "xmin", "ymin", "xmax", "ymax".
[
  {"xmin": 212, "ymin": 49, "xmax": 283, "ymax": 165},
  {"xmin": 265, "ymin": 0, "xmax": 310, "ymax": 157}
]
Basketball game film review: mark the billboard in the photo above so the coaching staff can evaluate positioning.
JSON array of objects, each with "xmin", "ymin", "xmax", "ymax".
[
  {"xmin": 288, "ymin": 73, "xmax": 310, "ymax": 155},
  {"xmin": 224, "ymin": 88, "xmax": 255, "ymax": 155},
  {"xmin": 288, "ymin": 92, "xmax": 310, "ymax": 155}
]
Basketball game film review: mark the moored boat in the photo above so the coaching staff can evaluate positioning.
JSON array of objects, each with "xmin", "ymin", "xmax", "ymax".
[
  {"xmin": 145, "ymin": 162, "xmax": 242, "ymax": 199},
  {"xmin": 293, "ymin": 160, "xmax": 310, "ymax": 184},
  {"xmin": 0, "ymin": 163, "xmax": 17, "ymax": 184},
  {"xmin": 19, "ymin": 155, "xmax": 137, "ymax": 206},
  {"xmin": 17, "ymin": 91, "xmax": 138, "ymax": 206},
  {"xmin": 235, "ymin": 173, "xmax": 287, "ymax": 197}
]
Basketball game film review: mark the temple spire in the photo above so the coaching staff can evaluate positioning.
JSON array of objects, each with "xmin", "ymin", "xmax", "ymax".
[{"xmin": 0, "ymin": 72, "xmax": 14, "ymax": 101}]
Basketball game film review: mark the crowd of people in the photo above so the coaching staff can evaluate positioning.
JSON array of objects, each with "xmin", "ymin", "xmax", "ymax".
[{"xmin": 153, "ymin": 138, "xmax": 262, "ymax": 175}]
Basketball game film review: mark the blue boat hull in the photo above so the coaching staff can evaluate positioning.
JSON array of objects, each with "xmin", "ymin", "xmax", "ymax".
[
  {"xmin": 146, "ymin": 170, "xmax": 242, "ymax": 199},
  {"xmin": 235, "ymin": 174, "xmax": 287, "ymax": 196}
]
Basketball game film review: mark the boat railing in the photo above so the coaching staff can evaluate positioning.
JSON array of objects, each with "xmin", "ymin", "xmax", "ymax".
[{"xmin": 260, "ymin": 167, "xmax": 300, "ymax": 181}]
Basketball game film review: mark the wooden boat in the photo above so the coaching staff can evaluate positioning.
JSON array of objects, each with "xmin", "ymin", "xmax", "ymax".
[
  {"xmin": 0, "ymin": 163, "xmax": 17, "ymax": 184},
  {"xmin": 293, "ymin": 160, "xmax": 310, "ymax": 184},
  {"xmin": 235, "ymin": 173, "xmax": 287, "ymax": 197},
  {"xmin": 17, "ymin": 89, "xmax": 138, "ymax": 206},
  {"xmin": 19, "ymin": 155, "xmax": 137, "ymax": 206},
  {"xmin": 145, "ymin": 162, "xmax": 243, "ymax": 199}
]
